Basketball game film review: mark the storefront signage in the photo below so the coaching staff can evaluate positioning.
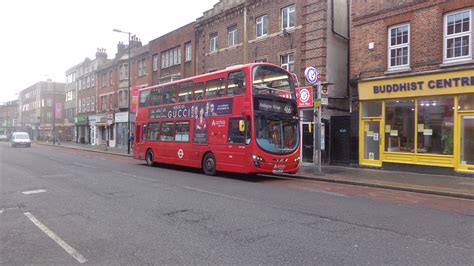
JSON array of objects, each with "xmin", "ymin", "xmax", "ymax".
[
  {"xmin": 296, "ymin": 87, "xmax": 313, "ymax": 108},
  {"xmin": 75, "ymin": 116, "xmax": 88, "ymax": 125},
  {"xmin": 359, "ymin": 70, "xmax": 474, "ymax": 100},
  {"xmin": 115, "ymin": 112, "xmax": 129, "ymax": 123},
  {"xmin": 107, "ymin": 114, "xmax": 114, "ymax": 125},
  {"xmin": 148, "ymin": 98, "xmax": 233, "ymax": 120}
]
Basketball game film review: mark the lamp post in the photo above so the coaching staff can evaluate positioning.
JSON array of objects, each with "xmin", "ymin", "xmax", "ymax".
[{"xmin": 113, "ymin": 28, "xmax": 132, "ymax": 154}]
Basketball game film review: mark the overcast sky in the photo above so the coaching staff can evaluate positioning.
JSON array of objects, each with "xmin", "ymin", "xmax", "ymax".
[{"xmin": 0, "ymin": 0, "xmax": 217, "ymax": 103}]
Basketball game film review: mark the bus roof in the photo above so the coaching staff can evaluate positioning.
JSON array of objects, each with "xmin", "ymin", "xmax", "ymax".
[{"xmin": 139, "ymin": 62, "xmax": 288, "ymax": 92}]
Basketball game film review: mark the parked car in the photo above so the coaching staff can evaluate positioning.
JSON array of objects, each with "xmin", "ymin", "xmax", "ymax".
[
  {"xmin": 0, "ymin": 134, "xmax": 8, "ymax": 141},
  {"xmin": 11, "ymin": 132, "xmax": 31, "ymax": 148}
]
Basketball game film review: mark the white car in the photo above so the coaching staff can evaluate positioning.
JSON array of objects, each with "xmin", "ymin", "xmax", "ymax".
[
  {"xmin": 11, "ymin": 132, "xmax": 31, "ymax": 148},
  {"xmin": 0, "ymin": 134, "xmax": 8, "ymax": 141}
]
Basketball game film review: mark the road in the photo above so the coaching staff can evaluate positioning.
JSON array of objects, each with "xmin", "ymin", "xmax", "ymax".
[{"xmin": 1, "ymin": 142, "xmax": 473, "ymax": 264}]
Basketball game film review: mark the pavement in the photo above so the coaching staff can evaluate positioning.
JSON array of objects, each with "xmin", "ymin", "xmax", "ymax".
[{"xmin": 36, "ymin": 141, "xmax": 474, "ymax": 199}]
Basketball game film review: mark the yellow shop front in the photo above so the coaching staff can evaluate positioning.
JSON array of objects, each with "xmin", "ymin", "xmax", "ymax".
[{"xmin": 358, "ymin": 69, "xmax": 474, "ymax": 173}]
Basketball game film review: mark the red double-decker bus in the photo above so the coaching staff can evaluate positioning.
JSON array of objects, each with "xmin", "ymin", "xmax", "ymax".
[{"xmin": 133, "ymin": 63, "xmax": 300, "ymax": 175}]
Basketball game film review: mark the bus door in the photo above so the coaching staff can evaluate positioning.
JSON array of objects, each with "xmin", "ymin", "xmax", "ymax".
[
  {"xmin": 222, "ymin": 117, "xmax": 250, "ymax": 168},
  {"xmin": 134, "ymin": 124, "xmax": 146, "ymax": 159}
]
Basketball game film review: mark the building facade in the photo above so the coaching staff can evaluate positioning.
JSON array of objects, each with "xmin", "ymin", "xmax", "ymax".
[
  {"xmin": 65, "ymin": 64, "xmax": 80, "ymax": 141},
  {"xmin": 74, "ymin": 49, "xmax": 109, "ymax": 145},
  {"xmin": 0, "ymin": 100, "xmax": 19, "ymax": 137},
  {"xmin": 351, "ymin": 0, "xmax": 474, "ymax": 173},
  {"xmin": 18, "ymin": 81, "xmax": 65, "ymax": 141}
]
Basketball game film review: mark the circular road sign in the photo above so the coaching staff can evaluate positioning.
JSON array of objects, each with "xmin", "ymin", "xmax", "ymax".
[
  {"xmin": 299, "ymin": 88, "xmax": 310, "ymax": 103},
  {"xmin": 304, "ymin": 67, "xmax": 319, "ymax": 85},
  {"xmin": 177, "ymin": 149, "xmax": 184, "ymax": 159}
]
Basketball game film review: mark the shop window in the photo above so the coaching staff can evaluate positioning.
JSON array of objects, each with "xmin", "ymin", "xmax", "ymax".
[
  {"xmin": 385, "ymin": 99, "xmax": 415, "ymax": 152},
  {"xmin": 460, "ymin": 116, "xmax": 474, "ymax": 165},
  {"xmin": 175, "ymin": 121, "xmax": 190, "ymax": 142},
  {"xmin": 459, "ymin": 94, "xmax": 474, "ymax": 110},
  {"xmin": 417, "ymin": 97, "xmax": 454, "ymax": 155},
  {"xmin": 147, "ymin": 122, "xmax": 160, "ymax": 141},
  {"xmin": 160, "ymin": 122, "xmax": 174, "ymax": 141},
  {"xmin": 362, "ymin": 101, "xmax": 382, "ymax": 117}
]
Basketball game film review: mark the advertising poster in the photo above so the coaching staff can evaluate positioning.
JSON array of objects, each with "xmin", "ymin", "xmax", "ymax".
[
  {"xmin": 130, "ymin": 87, "xmax": 140, "ymax": 113},
  {"xmin": 193, "ymin": 102, "xmax": 208, "ymax": 144}
]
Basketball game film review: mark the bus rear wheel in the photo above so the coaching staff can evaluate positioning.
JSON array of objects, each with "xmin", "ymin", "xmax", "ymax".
[
  {"xmin": 146, "ymin": 149, "xmax": 155, "ymax": 166},
  {"xmin": 202, "ymin": 153, "xmax": 216, "ymax": 176}
]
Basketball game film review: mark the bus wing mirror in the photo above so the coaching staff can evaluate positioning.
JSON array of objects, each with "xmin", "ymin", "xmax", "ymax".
[{"xmin": 239, "ymin": 120, "xmax": 245, "ymax": 132}]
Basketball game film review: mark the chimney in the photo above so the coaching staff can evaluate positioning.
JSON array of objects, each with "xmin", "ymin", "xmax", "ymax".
[
  {"xmin": 95, "ymin": 48, "xmax": 108, "ymax": 61},
  {"xmin": 117, "ymin": 41, "xmax": 126, "ymax": 54},
  {"xmin": 129, "ymin": 35, "xmax": 142, "ymax": 49}
]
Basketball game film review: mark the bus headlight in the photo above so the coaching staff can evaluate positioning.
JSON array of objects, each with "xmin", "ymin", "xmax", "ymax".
[
  {"xmin": 294, "ymin": 156, "xmax": 300, "ymax": 163},
  {"xmin": 251, "ymin": 154, "xmax": 265, "ymax": 162}
]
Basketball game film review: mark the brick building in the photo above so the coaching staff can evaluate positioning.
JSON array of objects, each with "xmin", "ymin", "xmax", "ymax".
[
  {"xmin": 351, "ymin": 0, "xmax": 474, "ymax": 173},
  {"xmin": 73, "ymin": 49, "xmax": 109, "ymax": 144},
  {"xmin": 149, "ymin": 22, "xmax": 196, "ymax": 85},
  {"xmin": 0, "ymin": 100, "xmax": 19, "ymax": 137},
  {"xmin": 64, "ymin": 63, "xmax": 80, "ymax": 141},
  {"xmin": 18, "ymin": 81, "xmax": 65, "ymax": 141}
]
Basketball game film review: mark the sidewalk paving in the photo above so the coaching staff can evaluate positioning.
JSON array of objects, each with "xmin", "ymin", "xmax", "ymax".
[
  {"xmin": 288, "ymin": 164, "xmax": 474, "ymax": 199},
  {"xmin": 36, "ymin": 141, "xmax": 474, "ymax": 199}
]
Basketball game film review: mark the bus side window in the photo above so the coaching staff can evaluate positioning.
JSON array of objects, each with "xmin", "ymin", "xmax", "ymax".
[
  {"xmin": 178, "ymin": 81, "xmax": 194, "ymax": 102},
  {"xmin": 227, "ymin": 71, "xmax": 246, "ymax": 96},
  {"xmin": 228, "ymin": 118, "xmax": 245, "ymax": 144},
  {"xmin": 163, "ymin": 85, "xmax": 177, "ymax": 104},
  {"xmin": 205, "ymin": 78, "xmax": 226, "ymax": 99},
  {"xmin": 139, "ymin": 91, "xmax": 150, "ymax": 107},
  {"xmin": 194, "ymin": 82, "xmax": 204, "ymax": 100},
  {"xmin": 141, "ymin": 125, "xmax": 147, "ymax": 142},
  {"xmin": 147, "ymin": 122, "xmax": 160, "ymax": 141},
  {"xmin": 151, "ymin": 88, "xmax": 163, "ymax": 106}
]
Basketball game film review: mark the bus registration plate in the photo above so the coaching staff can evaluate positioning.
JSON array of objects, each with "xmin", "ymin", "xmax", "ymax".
[{"xmin": 272, "ymin": 165, "xmax": 285, "ymax": 173}]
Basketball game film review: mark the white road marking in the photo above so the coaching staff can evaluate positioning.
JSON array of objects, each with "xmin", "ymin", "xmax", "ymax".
[
  {"xmin": 24, "ymin": 212, "xmax": 87, "ymax": 264},
  {"xmin": 184, "ymin": 186, "xmax": 252, "ymax": 202},
  {"xmin": 22, "ymin": 189, "xmax": 46, "ymax": 195},
  {"xmin": 73, "ymin": 163, "xmax": 96, "ymax": 169},
  {"xmin": 0, "ymin": 206, "xmax": 19, "ymax": 214},
  {"xmin": 111, "ymin": 171, "xmax": 157, "ymax": 182}
]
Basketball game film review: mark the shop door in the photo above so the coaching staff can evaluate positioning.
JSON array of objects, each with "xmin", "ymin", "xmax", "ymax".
[
  {"xmin": 330, "ymin": 116, "xmax": 351, "ymax": 165},
  {"xmin": 360, "ymin": 120, "xmax": 382, "ymax": 167},
  {"xmin": 459, "ymin": 114, "xmax": 474, "ymax": 172},
  {"xmin": 302, "ymin": 123, "xmax": 314, "ymax": 163}
]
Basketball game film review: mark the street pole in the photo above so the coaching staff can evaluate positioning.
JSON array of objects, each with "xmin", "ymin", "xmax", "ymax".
[
  {"xmin": 52, "ymin": 80, "xmax": 56, "ymax": 145},
  {"xmin": 113, "ymin": 28, "xmax": 132, "ymax": 155},
  {"xmin": 317, "ymin": 81, "xmax": 322, "ymax": 173}
]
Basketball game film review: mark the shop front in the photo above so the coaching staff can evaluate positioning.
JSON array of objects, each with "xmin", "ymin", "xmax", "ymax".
[
  {"xmin": 75, "ymin": 116, "xmax": 88, "ymax": 144},
  {"xmin": 358, "ymin": 69, "xmax": 474, "ymax": 173}
]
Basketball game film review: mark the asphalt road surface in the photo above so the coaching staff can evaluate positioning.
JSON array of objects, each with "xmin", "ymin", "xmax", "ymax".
[{"xmin": 1, "ymin": 142, "xmax": 473, "ymax": 265}]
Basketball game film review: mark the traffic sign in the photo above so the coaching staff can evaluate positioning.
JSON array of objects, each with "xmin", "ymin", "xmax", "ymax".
[{"xmin": 304, "ymin": 67, "xmax": 319, "ymax": 85}]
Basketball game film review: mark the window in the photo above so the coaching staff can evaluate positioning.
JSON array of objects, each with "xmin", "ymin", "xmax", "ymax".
[
  {"xmin": 228, "ymin": 25, "xmax": 238, "ymax": 47},
  {"xmin": 46, "ymin": 112, "xmax": 52, "ymax": 122},
  {"xmin": 194, "ymin": 82, "xmax": 204, "ymax": 100},
  {"xmin": 120, "ymin": 64, "xmax": 129, "ymax": 80},
  {"xmin": 256, "ymin": 15, "xmax": 268, "ymax": 38},
  {"xmin": 178, "ymin": 81, "xmax": 194, "ymax": 102},
  {"xmin": 161, "ymin": 47, "xmax": 181, "ymax": 69},
  {"xmin": 210, "ymin": 33, "xmax": 218, "ymax": 53},
  {"xmin": 417, "ymin": 97, "xmax": 454, "ymax": 155},
  {"xmin": 227, "ymin": 71, "xmax": 246, "ymax": 96},
  {"xmin": 91, "ymin": 96, "xmax": 95, "ymax": 111},
  {"xmin": 86, "ymin": 97, "xmax": 91, "ymax": 112},
  {"xmin": 228, "ymin": 118, "xmax": 250, "ymax": 144},
  {"xmin": 185, "ymin": 42, "xmax": 192, "ymax": 62},
  {"xmin": 362, "ymin": 101, "xmax": 382, "ymax": 117},
  {"xmin": 162, "ymin": 85, "xmax": 177, "ymax": 104},
  {"xmin": 86, "ymin": 76, "xmax": 91, "ymax": 88},
  {"xmin": 140, "ymin": 90, "xmax": 150, "ymax": 107},
  {"xmin": 109, "ymin": 71, "xmax": 113, "ymax": 85},
  {"xmin": 91, "ymin": 75, "xmax": 95, "ymax": 87},
  {"xmin": 138, "ymin": 58, "xmax": 146, "ymax": 76},
  {"xmin": 46, "ymin": 99, "xmax": 52, "ymax": 107},
  {"xmin": 282, "ymin": 5, "xmax": 295, "ymax": 30},
  {"xmin": 175, "ymin": 121, "xmax": 190, "ymax": 142},
  {"xmin": 205, "ymin": 78, "xmax": 226, "ymax": 99},
  {"xmin": 385, "ymin": 99, "xmax": 415, "ymax": 153},
  {"xmin": 101, "ymin": 95, "xmax": 107, "ymax": 111},
  {"xmin": 147, "ymin": 122, "xmax": 160, "ymax": 141},
  {"xmin": 150, "ymin": 88, "xmax": 163, "ymax": 106},
  {"xmin": 152, "ymin": 54, "xmax": 158, "ymax": 71},
  {"xmin": 160, "ymin": 122, "xmax": 174, "ymax": 141},
  {"xmin": 388, "ymin": 24, "xmax": 410, "ymax": 70},
  {"xmin": 280, "ymin": 53, "xmax": 295, "ymax": 72},
  {"xmin": 459, "ymin": 94, "xmax": 474, "ymax": 110},
  {"xmin": 444, "ymin": 9, "xmax": 471, "ymax": 61},
  {"xmin": 118, "ymin": 90, "xmax": 129, "ymax": 108},
  {"xmin": 109, "ymin": 94, "xmax": 113, "ymax": 110},
  {"xmin": 78, "ymin": 99, "xmax": 82, "ymax": 113}
]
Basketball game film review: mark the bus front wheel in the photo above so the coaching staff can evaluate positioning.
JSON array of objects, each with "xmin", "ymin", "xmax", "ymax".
[
  {"xmin": 202, "ymin": 153, "xmax": 216, "ymax": 176},
  {"xmin": 146, "ymin": 149, "xmax": 155, "ymax": 166}
]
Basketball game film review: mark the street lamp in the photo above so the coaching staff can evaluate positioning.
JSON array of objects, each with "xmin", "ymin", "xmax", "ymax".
[{"xmin": 113, "ymin": 28, "xmax": 132, "ymax": 154}]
